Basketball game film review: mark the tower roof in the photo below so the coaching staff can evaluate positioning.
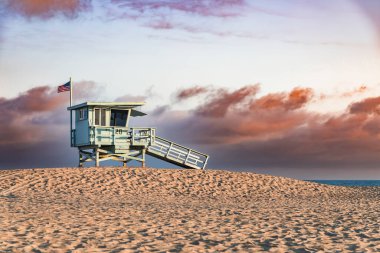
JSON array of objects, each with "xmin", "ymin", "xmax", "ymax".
[
  {"xmin": 67, "ymin": 102, "xmax": 146, "ymax": 116},
  {"xmin": 67, "ymin": 102, "xmax": 145, "ymax": 110}
]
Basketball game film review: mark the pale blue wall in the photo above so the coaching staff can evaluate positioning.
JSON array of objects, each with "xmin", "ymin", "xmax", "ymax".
[{"xmin": 75, "ymin": 107, "xmax": 89, "ymax": 146}]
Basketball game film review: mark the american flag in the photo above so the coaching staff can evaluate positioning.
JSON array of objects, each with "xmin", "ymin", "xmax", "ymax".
[{"xmin": 57, "ymin": 81, "xmax": 71, "ymax": 93}]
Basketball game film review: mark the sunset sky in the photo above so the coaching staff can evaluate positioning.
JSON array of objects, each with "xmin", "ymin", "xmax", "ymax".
[{"xmin": 1, "ymin": 0, "xmax": 380, "ymax": 179}]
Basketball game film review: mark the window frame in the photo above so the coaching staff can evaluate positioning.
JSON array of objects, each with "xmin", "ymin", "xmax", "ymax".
[
  {"xmin": 78, "ymin": 108, "xmax": 87, "ymax": 121},
  {"xmin": 94, "ymin": 108, "xmax": 107, "ymax": 126}
]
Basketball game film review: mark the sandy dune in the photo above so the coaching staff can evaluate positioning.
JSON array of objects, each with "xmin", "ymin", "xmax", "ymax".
[{"xmin": 1, "ymin": 167, "xmax": 379, "ymax": 252}]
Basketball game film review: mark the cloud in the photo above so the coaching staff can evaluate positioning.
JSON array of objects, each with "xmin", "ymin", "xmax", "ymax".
[
  {"xmin": 71, "ymin": 80, "xmax": 105, "ymax": 102},
  {"xmin": 147, "ymin": 85, "xmax": 380, "ymax": 171},
  {"xmin": 3, "ymin": 83, "xmax": 380, "ymax": 175},
  {"xmin": 3, "ymin": 0, "xmax": 91, "ymax": 19},
  {"xmin": 176, "ymin": 86, "xmax": 209, "ymax": 100},
  {"xmin": 111, "ymin": 0, "xmax": 246, "ymax": 18},
  {"xmin": 106, "ymin": 0, "xmax": 260, "ymax": 40},
  {"xmin": 341, "ymin": 85, "xmax": 368, "ymax": 98},
  {"xmin": 250, "ymin": 87, "xmax": 314, "ymax": 111},
  {"xmin": 349, "ymin": 96, "xmax": 380, "ymax": 114},
  {"xmin": 0, "ymin": 81, "xmax": 105, "ymax": 169},
  {"xmin": 0, "ymin": 81, "xmax": 100, "ymax": 146},
  {"xmin": 0, "ymin": 86, "xmax": 66, "ymax": 145},
  {"xmin": 195, "ymin": 84, "xmax": 260, "ymax": 117}
]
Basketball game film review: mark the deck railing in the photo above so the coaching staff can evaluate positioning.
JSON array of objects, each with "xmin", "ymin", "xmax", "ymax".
[
  {"xmin": 88, "ymin": 126, "xmax": 155, "ymax": 147},
  {"xmin": 130, "ymin": 127, "xmax": 156, "ymax": 147}
]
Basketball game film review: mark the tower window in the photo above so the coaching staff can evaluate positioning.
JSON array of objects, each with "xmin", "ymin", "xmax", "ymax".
[
  {"xmin": 78, "ymin": 108, "xmax": 87, "ymax": 121},
  {"xmin": 94, "ymin": 108, "xmax": 106, "ymax": 126},
  {"xmin": 111, "ymin": 110, "xmax": 128, "ymax": 127}
]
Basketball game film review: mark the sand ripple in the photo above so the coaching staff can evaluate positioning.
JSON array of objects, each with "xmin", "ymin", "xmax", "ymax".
[{"xmin": 1, "ymin": 167, "xmax": 379, "ymax": 252}]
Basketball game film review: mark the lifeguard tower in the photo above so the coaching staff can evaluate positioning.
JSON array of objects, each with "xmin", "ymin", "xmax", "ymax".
[{"xmin": 67, "ymin": 102, "xmax": 209, "ymax": 169}]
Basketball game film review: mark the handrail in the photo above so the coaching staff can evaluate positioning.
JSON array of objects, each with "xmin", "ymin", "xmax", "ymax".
[
  {"xmin": 154, "ymin": 136, "xmax": 209, "ymax": 157},
  {"xmin": 130, "ymin": 127, "xmax": 155, "ymax": 147},
  {"xmin": 147, "ymin": 135, "xmax": 209, "ymax": 169}
]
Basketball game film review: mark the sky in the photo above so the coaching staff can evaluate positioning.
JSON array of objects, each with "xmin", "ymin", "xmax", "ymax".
[{"xmin": 0, "ymin": 0, "xmax": 380, "ymax": 179}]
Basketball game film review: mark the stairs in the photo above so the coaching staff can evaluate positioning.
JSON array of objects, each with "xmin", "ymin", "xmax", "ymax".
[{"xmin": 146, "ymin": 136, "xmax": 209, "ymax": 170}]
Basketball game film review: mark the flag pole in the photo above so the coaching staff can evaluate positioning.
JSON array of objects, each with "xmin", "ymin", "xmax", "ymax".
[
  {"xmin": 70, "ymin": 77, "xmax": 73, "ymax": 147},
  {"xmin": 70, "ymin": 77, "xmax": 73, "ymax": 107}
]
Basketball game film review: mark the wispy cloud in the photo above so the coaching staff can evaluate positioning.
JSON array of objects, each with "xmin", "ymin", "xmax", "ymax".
[
  {"xmin": 175, "ymin": 85, "xmax": 209, "ymax": 101},
  {"xmin": 1, "ymin": 0, "xmax": 369, "ymax": 47},
  {"xmin": 110, "ymin": 0, "xmax": 246, "ymax": 18}
]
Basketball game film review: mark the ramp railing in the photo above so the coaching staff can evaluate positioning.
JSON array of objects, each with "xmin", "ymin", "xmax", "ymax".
[{"xmin": 147, "ymin": 136, "xmax": 209, "ymax": 170}]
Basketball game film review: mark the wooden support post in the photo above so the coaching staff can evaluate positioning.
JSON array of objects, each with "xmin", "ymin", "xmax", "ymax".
[
  {"xmin": 79, "ymin": 150, "xmax": 83, "ymax": 167},
  {"xmin": 95, "ymin": 148, "xmax": 99, "ymax": 167},
  {"xmin": 142, "ymin": 148, "xmax": 146, "ymax": 167}
]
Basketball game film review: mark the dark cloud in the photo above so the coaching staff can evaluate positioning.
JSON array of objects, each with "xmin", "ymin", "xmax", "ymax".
[
  {"xmin": 2, "ymin": 83, "xmax": 380, "ymax": 178},
  {"xmin": 148, "ymin": 85, "xmax": 380, "ymax": 172},
  {"xmin": 349, "ymin": 96, "xmax": 380, "ymax": 115},
  {"xmin": 3, "ymin": 0, "xmax": 91, "ymax": 19}
]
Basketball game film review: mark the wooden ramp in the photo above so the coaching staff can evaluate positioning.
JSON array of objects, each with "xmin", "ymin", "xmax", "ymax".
[{"xmin": 146, "ymin": 136, "xmax": 209, "ymax": 170}]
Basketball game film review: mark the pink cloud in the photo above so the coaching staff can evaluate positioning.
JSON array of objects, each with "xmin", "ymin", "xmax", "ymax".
[
  {"xmin": 0, "ymin": 81, "xmax": 100, "ymax": 145},
  {"xmin": 149, "ymin": 85, "xmax": 380, "ymax": 170},
  {"xmin": 176, "ymin": 86, "xmax": 209, "ymax": 100},
  {"xmin": 4, "ymin": 0, "xmax": 91, "ymax": 19}
]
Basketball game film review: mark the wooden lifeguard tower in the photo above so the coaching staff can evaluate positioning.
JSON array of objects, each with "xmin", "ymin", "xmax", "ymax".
[{"xmin": 67, "ymin": 102, "xmax": 209, "ymax": 169}]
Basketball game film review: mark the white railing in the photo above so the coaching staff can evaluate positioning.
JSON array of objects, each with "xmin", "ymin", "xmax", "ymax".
[
  {"xmin": 90, "ymin": 126, "xmax": 129, "ymax": 145},
  {"xmin": 130, "ymin": 127, "xmax": 156, "ymax": 147},
  {"xmin": 147, "ymin": 136, "xmax": 209, "ymax": 170},
  {"xmin": 88, "ymin": 126, "xmax": 156, "ymax": 147}
]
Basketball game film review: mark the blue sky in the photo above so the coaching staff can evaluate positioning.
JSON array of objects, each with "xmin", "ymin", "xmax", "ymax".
[{"xmin": 1, "ymin": 0, "xmax": 380, "ymax": 179}]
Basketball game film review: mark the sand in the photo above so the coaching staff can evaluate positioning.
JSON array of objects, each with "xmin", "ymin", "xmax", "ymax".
[{"xmin": 0, "ymin": 167, "xmax": 379, "ymax": 252}]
